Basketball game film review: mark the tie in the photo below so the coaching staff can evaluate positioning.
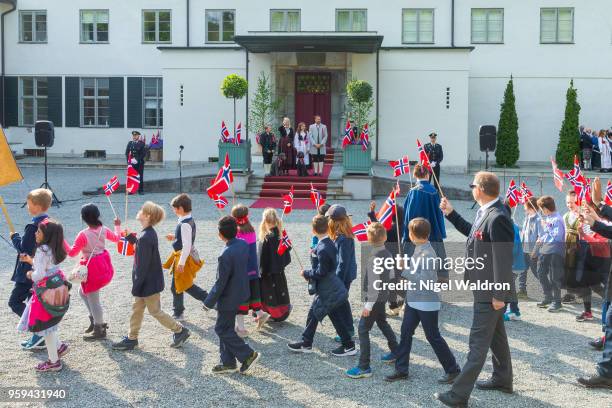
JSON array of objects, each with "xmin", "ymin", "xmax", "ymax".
[{"xmin": 470, "ymin": 208, "xmax": 484, "ymax": 237}]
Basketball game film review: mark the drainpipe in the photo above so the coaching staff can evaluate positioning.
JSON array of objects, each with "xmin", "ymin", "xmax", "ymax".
[
  {"xmin": 375, "ymin": 49, "xmax": 379, "ymax": 161},
  {"xmin": 1, "ymin": 1, "xmax": 17, "ymax": 127},
  {"xmin": 186, "ymin": 0, "xmax": 190, "ymax": 46},
  {"xmin": 451, "ymin": 0, "xmax": 455, "ymax": 47},
  {"xmin": 245, "ymin": 50, "xmax": 249, "ymax": 141}
]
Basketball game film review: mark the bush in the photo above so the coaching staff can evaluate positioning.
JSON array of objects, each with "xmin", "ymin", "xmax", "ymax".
[
  {"xmin": 347, "ymin": 80, "xmax": 373, "ymax": 103},
  {"xmin": 495, "ymin": 77, "xmax": 520, "ymax": 167},
  {"xmin": 555, "ymin": 80, "xmax": 581, "ymax": 169},
  {"xmin": 221, "ymin": 74, "xmax": 248, "ymax": 100}
]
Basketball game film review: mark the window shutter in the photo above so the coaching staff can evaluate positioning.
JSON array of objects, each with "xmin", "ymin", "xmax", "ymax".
[
  {"xmin": 109, "ymin": 77, "xmax": 124, "ymax": 128},
  {"xmin": 65, "ymin": 76, "xmax": 80, "ymax": 127},
  {"xmin": 127, "ymin": 77, "xmax": 143, "ymax": 128},
  {"xmin": 4, "ymin": 76, "xmax": 18, "ymax": 127},
  {"xmin": 47, "ymin": 76, "xmax": 62, "ymax": 127}
]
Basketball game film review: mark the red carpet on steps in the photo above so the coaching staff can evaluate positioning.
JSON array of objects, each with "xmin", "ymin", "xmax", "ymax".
[{"xmin": 250, "ymin": 149, "xmax": 335, "ymax": 210}]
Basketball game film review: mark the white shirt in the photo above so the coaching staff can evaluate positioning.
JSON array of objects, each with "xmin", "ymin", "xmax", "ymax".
[{"xmin": 177, "ymin": 214, "xmax": 193, "ymax": 266}]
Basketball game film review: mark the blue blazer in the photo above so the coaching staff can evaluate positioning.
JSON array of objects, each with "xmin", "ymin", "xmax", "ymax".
[
  {"xmin": 205, "ymin": 238, "xmax": 250, "ymax": 311},
  {"xmin": 334, "ymin": 234, "xmax": 357, "ymax": 286}
]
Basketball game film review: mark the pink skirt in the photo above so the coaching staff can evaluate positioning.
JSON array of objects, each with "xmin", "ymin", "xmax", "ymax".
[{"xmin": 81, "ymin": 249, "xmax": 114, "ymax": 294}]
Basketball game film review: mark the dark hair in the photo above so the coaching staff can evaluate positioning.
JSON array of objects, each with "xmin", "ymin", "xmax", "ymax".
[
  {"xmin": 537, "ymin": 195, "xmax": 556, "ymax": 212},
  {"xmin": 171, "ymin": 193, "xmax": 192, "ymax": 213},
  {"xmin": 81, "ymin": 203, "xmax": 102, "ymax": 227},
  {"xmin": 218, "ymin": 216, "xmax": 237, "ymax": 240},
  {"xmin": 409, "ymin": 217, "xmax": 431, "ymax": 240},
  {"xmin": 312, "ymin": 215, "xmax": 329, "ymax": 235},
  {"xmin": 318, "ymin": 203, "xmax": 331, "ymax": 216},
  {"xmin": 37, "ymin": 219, "xmax": 67, "ymax": 264},
  {"xmin": 231, "ymin": 204, "xmax": 255, "ymax": 234}
]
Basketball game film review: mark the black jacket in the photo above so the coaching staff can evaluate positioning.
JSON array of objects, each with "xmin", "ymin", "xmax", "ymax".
[
  {"xmin": 259, "ymin": 227, "xmax": 291, "ymax": 277},
  {"xmin": 259, "ymin": 132, "xmax": 276, "ymax": 153},
  {"xmin": 127, "ymin": 227, "xmax": 164, "ymax": 297},
  {"xmin": 592, "ymin": 204, "xmax": 612, "ymax": 239},
  {"xmin": 11, "ymin": 214, "xmax": 49, "ymax": 283},
  {"xmin": 125, "ymin": 140, "xmax": 146, "ymax": 164},
  {"xmin": 278, "ymin": 126, "xmax": 294, "ymax": 140},
  {"xmin": 424, "ymin": 142, "xmax": 443, "ymax": 164}
]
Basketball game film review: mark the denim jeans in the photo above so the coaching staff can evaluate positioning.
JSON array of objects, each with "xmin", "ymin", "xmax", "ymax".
[
  {"xmin": 358, "ymin": 303, "xmax": 398, "ymax": 369},
  {"xmin": 537, "ymin": 253, "xmax": 564, "ymax": 303},
  {"xmin": 597, "ymin": 304, "xmax": 612, "ymax": 378},
  {"xmin": 518, "ymin": 253, "xmax": 538, "ymax": 292}
]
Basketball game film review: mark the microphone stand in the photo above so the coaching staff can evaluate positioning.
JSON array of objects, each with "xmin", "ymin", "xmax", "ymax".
[{"xmin": 179, "ymin": 145, "xmax": 184, "ymax": 193}]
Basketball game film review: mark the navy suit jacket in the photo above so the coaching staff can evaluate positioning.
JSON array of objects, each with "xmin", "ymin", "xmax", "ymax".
[{"xmin": 205, "ymin": 238, "xmax": 250, "ymax": 311}]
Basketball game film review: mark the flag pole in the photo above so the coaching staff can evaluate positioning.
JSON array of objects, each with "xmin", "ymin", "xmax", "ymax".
[
  {"xmin": 124, "ymin": 187, "xmax": 129, "ymax": 225},
  {"xmin": 230, "ymin": 183, "xmax": 236, "ymax": 208},
  {"xmin": 106, "ymin": 195, "xmax": 118, "ymax": 219},
  {"xmin": 430, "ymin": 167, "xmax": 445, "ymax": 198},
  {"xmin": 0, "ymin": 194, "xmax": 15, "ymax": 234},
  {"xmin": 394, "ymin": 181, "xmax": 402, "ymax": 256}
]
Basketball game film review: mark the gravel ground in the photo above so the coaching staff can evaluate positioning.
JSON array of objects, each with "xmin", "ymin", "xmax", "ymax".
[{"xmin": 0, "ymin": 168, "xmax": 609, "ymax": 407}]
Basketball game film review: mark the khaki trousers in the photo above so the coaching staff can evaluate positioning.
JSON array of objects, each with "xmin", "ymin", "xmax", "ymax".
[{"xmin": 128, "ymin": 293, "xmax": 182, "ymax": 340}]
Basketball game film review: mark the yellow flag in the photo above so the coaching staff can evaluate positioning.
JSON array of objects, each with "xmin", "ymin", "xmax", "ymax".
[{"xmin": 0, "ymin": 127, "xmax": 23, "ymax": 187}]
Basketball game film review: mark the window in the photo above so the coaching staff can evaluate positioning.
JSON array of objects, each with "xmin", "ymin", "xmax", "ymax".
[
  {"xmin": 143, "ymin": 78, "xmax": 163, "ymax": 128},
  {"xmin": 81, "ymin": 78, "xmax": 109, "ymax": 127},
  {"xmin": 20, "ymin": 10, "xmax": 47, "ymax": 42},
  {"xmin": 270, "ymin": 10, "xmax": 300, "ymax": 32},
  {"xmin": 143, "ymin": 10, "xmax": 171, "ymax": 43},
  {"xmin": 402, "ymin": 9, "xmax": 434, "ymax": 44},
  {"xmin": 206, "ymin": 10, "xmax": 235, "ymax": 43},
  {"xmin": 541, "ymin": 8, "xmax": 574, "ymax": 43},
  {"xmin": 80, "ymin": 10, "xmax": 109, "ymax": 43},
  {"xmin": 471, "ymin": 9, "xmax": 503, "ymax": 43},
  {"xmin": 336, "ymin": 9, "xmax": 367, "ymax": 32},
  {"xmin": 19, "ymin": 77, "xmax": 48, "ymax": 126}
]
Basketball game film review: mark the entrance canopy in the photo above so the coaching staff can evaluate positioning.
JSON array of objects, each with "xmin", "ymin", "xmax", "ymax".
[{"xmin": 234, "ymin": 32, "xmax": 383, "ymax": 54}]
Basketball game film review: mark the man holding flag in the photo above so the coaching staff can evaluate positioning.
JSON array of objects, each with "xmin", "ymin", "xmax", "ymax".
[{"xmin": 125, "ymin": 131, "xmax": 146, "ymax": 195}]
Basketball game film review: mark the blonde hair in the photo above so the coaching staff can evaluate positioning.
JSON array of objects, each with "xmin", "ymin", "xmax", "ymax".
[
  {"xmin": 140, "ymin": 201, "xmax": 165, "ymax": 226},
  {"xmin": 367, "ymin": 222, "xmax": 387, "ymax": 245},
  {"xmin": 259, "ymin": 208, "xmax": 283, "ymax": 240},
  {"xmin": 27, "ymin": 188, "xmax": 52, "ymax": 210},
  {"xmin": 329, "ymin": 216, "xmax": 354, "ymax": 241}
]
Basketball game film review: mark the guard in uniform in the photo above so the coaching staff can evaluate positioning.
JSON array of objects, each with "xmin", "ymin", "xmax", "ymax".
[
  {"xmin": 125, "ymin": 131, "xmax": 146, "ymax": 195},
  {"xmin": 424, "ymin": 132, "xmax": 443, "ymax": 192}
]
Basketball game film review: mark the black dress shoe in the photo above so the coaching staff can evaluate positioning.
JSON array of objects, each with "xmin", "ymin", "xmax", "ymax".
[
  {"xmin": 438, "ymin": 370, "xmax": 461, "ymax": 384},
  {"xmin": 577, "ymin": 374, "xmax": 612, "ymax": 389},
  {"xmin": 475, "ymin": 378, "xmax": 513, "ymax": 393},
  {"xmin": 434, "ymin": 391, "xmax": 468, "ymax": 408}
]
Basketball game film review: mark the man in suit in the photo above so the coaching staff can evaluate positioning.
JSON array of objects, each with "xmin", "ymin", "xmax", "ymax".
[
  {"xmin": 204, "ymin": 216, "xmax": 260, "ymax": 375},
  {"xmin": 125, "ymin": 131, "xmax": 146, "ymax": 195},
  {"xmin": 308, "ymin": 115, "xmax": 328, "ymax": 177},
  {"xmin": 424, "ymin": 132, "xmax": 443, "ymax": 192},
  {"xmin": 435, "ymin": 171, "xmax": 514, "ymax": 407}
]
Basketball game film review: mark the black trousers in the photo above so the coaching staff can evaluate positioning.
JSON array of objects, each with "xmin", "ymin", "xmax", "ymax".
[
  {"xmin": 429, "ymin": 164, "xmax": 441, "ymax": 191},
  {"xmin": 171, "ymin": 274, "xmax": 208, "ymax": 316},
  {"xmin": 215, "ymin": 310, "xmax": 254, "ymax": 366},
  {"xmin": 358, "ymin": 302, "xmax": 398, "ymax": 369},
  {"xmin": 9, "ymin": 282, "xmax": 31, "ymax": 317}
]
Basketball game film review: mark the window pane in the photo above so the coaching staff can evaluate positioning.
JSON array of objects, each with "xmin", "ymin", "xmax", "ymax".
[
  {"xmin": 82, "ymin": 24, "xmax": 94, "ymax": 41},
  {"xmin": 95, "ymin": 11, "xmax": 109, "ymax": 24},
  {"xmin": 81, "ymin": 11, "xmax": 95, "ymax": 23},
  {"xmin": 23, "ymin": 98, "xmax": 34, "ymax": 125},
  {"xmin": 159, "ymin": 31, "xmax": 170, "ymax": 42},
  {"xmin": 287, "ymin": 12, "xmax": 299, "ymax": 31},
  {"xmin": 144, "ymin": 31, "xmax": 156, "ymax": 42},
  {"xmin": 558, "ymin": 9, "xmax": 573, "ymax": 42},
  {"xmin": 22, "ymin": 78, "xmax": 34, "ymax": 96},
  {"xmin": 35, "ymin": 79, "xmax": 48, "ymax": 97},
  {"xmin": 419, "ymin": 10, "xmax": 434, "ymax": 42},
  {"xmin": 353, "ymin": 11, "xmax": 366, "ymax": 31},
  {"xmin": 96, "ymin": 24, "xmax": 109, "ymax": 41},
  {"xmin": 36, "ymin": 98, "xmax": 48, "ymax": 120},
  {"xmin": 271, "ymin": 11, "xmax": 284, "ymax": 31},
  {"xmin": 337, "ymin": 11, "xmax": 350, "ymax": 31},
  {"xmin": 207, "ymin": 12, "xmax": 219, "ymax": 40},
  {"xmin": 208, "ymin": 31, "xmax": 219, "ymax": 42},
  {"xmin": 159, "ymin": 11, "xmax": 171, "ymax": 23},
  {"xmin": 144, "ymin": 21, "xmax": 156, "ymax": 32},
  {"xmin": 159, "ymin": 21, "xmax": 170, "ymax": 32},
  {"xmin": 223, "ymin": 11, "xmax": 234, "ymax": 41},
  {"xmin": 143, "ymin": 11, "xmax": 155, "ymax": 23}
]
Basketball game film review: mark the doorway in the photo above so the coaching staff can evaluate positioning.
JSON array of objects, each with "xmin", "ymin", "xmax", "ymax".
[{"xmin": 294, "ymin": 72, "xmax": 332, "ymax": 147}]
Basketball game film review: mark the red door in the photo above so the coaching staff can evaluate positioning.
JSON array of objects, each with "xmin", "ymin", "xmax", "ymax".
[{"xmin": 295, "ymin": 72, "xmax": 332, "ymax": 147}]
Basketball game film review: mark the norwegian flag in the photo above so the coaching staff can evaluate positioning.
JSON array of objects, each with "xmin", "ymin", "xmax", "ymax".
[
  {"xmin": 220, "ymin": 120, "xmax": 231, "ymax": 142},
  {"xmin": 342, "ymin": 120, "xmax": 354, "ymax": 149},
  {"xmin": 376, "ymin": 185, "xmax": 399, "ymax": 230},
  {"xmin": 416, "ymin": 139, "xmax": 431, "ymax": 171},
  {"xmin": 126, "ymin": 165, "xmax": 140, "ymax": 194},
  {"xmin": 213, "ymin": 194, "xmax": 228, "ymax": 209},
  {"xmin": 565, "ymin": 156, "xmax": 589, "ymax": 204},
  {"xmin": 117, "ymin": 233, "xmax": 135, "ymax": 256},
  {"xmin": 310, "ymin": 183, "xmax": 325, "ymax": 209},
  {"xmin": 389, "ymin": 156, "xmax": 411, "ymax": 177},
  {"xmin": 277, "ymin": 229, "xmax": 292, "ymax": 255},
  {"xmin": 564, "ymin": 156, "xmax": 583, "ymax": 185},
  {"xmin": 360, "ymin": 123, "xmax": 370, "ymax": 151},
  {"xmin": 605, "ymin": 180, "xmax": 612, "ymax": 206},
  {"xmin": 282, "ymin": 185, "xmax": 294, "ymax": 215},
  {"xmin": 505, "ymin": 179, "xmax": 522, "ymax": 208},
  {"xmin": 207, "ymin": 153, "xmax": 233, "ymax": 197},
  {"xmin": 234, "ymin": 122, "xmax": 242, "ymax": 146},
  {"xmin": 104, "ymin": 176, "xmax": 119, "ymax": 196},
  {"xmin": 519, "ymin": 181, "xmax": 533, "ymax": 204},
  {"xmin": 352, "ymin": 221, "xmax": 371, "ymax": 242},
  {"xmin": 551, "ymin": 158, "xmax": 565, "ymax": 192}
]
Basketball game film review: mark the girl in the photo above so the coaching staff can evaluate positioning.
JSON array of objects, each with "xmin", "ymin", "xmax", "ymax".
[
  {"xmin": 599, "ymin": 129, "xmax": 611, "ymax": 173},
  {"xmin": 232, "ymin": 204, "xmax": 269, "ymax": 336},
  {"xmin": 65, "ymin": 203, "xmax": 121, "ymax": 340},
  {"xmin": 258, "ymin": 208, "xmax": 292, "ymax": 322},
  {"xmin": 294, "ymin": 122, "xmax": 310, "ymax": 170},
  {"xmin": 18, "ymin": 219, "xmax": 70, "ymax": 372}
]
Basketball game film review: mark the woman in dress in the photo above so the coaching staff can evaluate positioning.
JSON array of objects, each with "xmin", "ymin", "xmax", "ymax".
[
  {"xmin": 278, "ymin": 117, "xmax": 296, "ymax": 173},
  {"xmin": 258, "ymin": 125, "xmax": 276, "ymax": 176},
  {"xmin": 294, "ymin": 122, "xmax": 310, "ymax": 170},
  {"xmin": 599, "ymin": 129, "xmax": 611, "ymax": 173}
]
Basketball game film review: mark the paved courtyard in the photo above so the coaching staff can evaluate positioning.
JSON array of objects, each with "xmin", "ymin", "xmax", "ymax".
[{"xmin": 0, "ymin": 167, "xmax": 609, "ymax": 407}]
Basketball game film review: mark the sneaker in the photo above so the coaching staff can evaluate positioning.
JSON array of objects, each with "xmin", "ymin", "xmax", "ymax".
[
  {"xmin": 112, "ymin": 336, "xmax": 138, "ymax": 351},
  {"xmin": 345, "ymin": 366, "xmax": 372, "ymax": 379},
  {"xmin": 516, "ymin": 289, "xmax": 528, "ymax": 300},
  {"xmin": 380, "ymin": 352, "xmax": 396, "ymax": 364},
  {"xmin": 212, "ymin": 364, "xmax": 237, "ymax": 374},
  {"xmin": 562, "ymin": 294, "xmax": 576, "ymax": 304},
  {"xmin": 576, "ymin": 311, "xmax": 594, "ymax": 322},
  {"xmin": 240, "ymin": 351, "xmax": 260, "ymax": 374},
  {"xmin": 171, "ymin": 327, "xmax": 191, "ymax": 348},
  {"xmin": 287, "ymin": 342, "xmax": 313, "ymax": 353},
  {"xmin": 537, "ymin": 300, "xmax": 552, "ymax": 309},
  {"xmin": 57, "ymin": 343, "xmax": 69, "ymax": 358},
  {"xmin": 589, "ymin": 336, "xmax": 605, "ymax": 350},
  {"xmin": 23, "ymin": 334, "xmax": 46, "ymax": 350},
  {"xmin": 35, "ymin": 359, "xmax": 62, "ymax": 373},
  {"xmin": 331, "ymin": 345, "xmax": 357, "ymax": 357},
  {"xmin": 255, "ymin": 312, "xmax": 270, "ymax": 330},
  {"xmin": 384, "ymin": 371, "xmax": 409, "ymax": 382},
  {"xmin": 548, "ymin": 303, "xmax": 562, "ymax": 313},
  {"xmin": 504, "ymin": 312, "xmax": 521, "ymax": 321},
  {"xmin": 173, "ymin": 312, "xmax": 185, "ymax": 321}
]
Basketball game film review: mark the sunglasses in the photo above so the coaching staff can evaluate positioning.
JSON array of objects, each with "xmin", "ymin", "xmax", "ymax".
[{"xmin": 469, "ymin": 184, "xmax": 478, "ymax": 189}]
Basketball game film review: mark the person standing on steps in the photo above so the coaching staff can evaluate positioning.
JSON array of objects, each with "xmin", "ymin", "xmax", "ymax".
[
  {"xmin": 278, "ymin": 117, "xmax": 296, "ymax": 172},
  {"xmin": 424, "ymin": 132, "xmax": 443, "ymax": 192},
  {"xmin": 125, "ymin": 131, "xmax": 146, "ymax": 195},
  {"xmin": 308, "ymin": 115, "xmax": 328, "ymax": 177}
]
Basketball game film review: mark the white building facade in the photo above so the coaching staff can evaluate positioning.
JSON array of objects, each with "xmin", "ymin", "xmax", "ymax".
[{"xmin": 1, "ymin": 0, "xmax": 611, "ymax": 172}]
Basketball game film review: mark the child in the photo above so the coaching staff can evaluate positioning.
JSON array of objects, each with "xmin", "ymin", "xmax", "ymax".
[
  {"xmin": 232, "ymin": 204, "xmax": 269, "ymax": 335},
  {"xmin": 562, "ymin": 191, "xmax": 582, "ymax": 304},
  {"xmin": 11, "ymin": 188, "xmax": 51, "ymax": 350},
  {"xmin": 164, "ymin": 194, "xmax": 206, "ymax": 321},
  {"xmin": 503, "ymin": 202, "xmax": 526, "ymax": 322},
  {"xmin": 346, "ymin": 222, "xmax": 398, "ymax": 378},
  {"xmin": 112, "ymin": 202, "xmax": 190, "ymax": 350},
  {"xmin": 534, "ymin": 195, "xmax": 566, "ymax": 312},
  {"xmin": 204, "ymin": 216, "xmax": 260, "ymax": 374},
  {"xmin": 17, "ymin": 219, "xmax": 70, "ymax": 372},
  {"xmin": 518, "ymin": 196, "xmax": 541, "ymax": 298},
  {"xmin": 385, "ymin": 218, "xmax": 460, "ymax": 383},
  {"xmin": 258, "ymin": 208, "xmax": 292, "ymax": 322},
  {"xmin": 64, "ymin": 203, "xmax": 121, "ymax": 340},
  {"xmin": 296, "ymin": 152, "xmax": 308, "ymax": 177},
  {"xmin": 288, "ymin": 215, "xmax": 355, "ymax": 356}
]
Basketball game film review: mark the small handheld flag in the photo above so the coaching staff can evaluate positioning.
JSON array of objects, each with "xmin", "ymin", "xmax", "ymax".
[
  {"xmin": 352, "ymin": 221, "xmax": 371, "ymax": 242},
  {"xmin": 234, "ymin": 122, "xmax": 242, "ymax": 146},
  {"xmin": 342, "ymin": 120, "xmax": 353, "ymax": 149},
  {"xmin": 376, "ymin": 186, "xmax": 398, "ymax": 230},
  {"xmin": 360, "ymin": 123, "xmax": 370, "ymax": 151},
  {"xmin": 282, "ymin": 185, "xmax": 295, "ymax": 215},
  {"xmin": 117, "ymin": 233, "xmax": 136, "ymax": 256},
  {"xmin": 416, "ymin": 139, "xmax": 431, "ymax": 171},
  {"xmin": 221, "ymin": 120, "xmax": 231, "ymax": 142},
  {"xmin": 104, "ymin": 176, "xmax": 119, "ymax": 196},
  {"xmin": 310, "ymin": 183, "xmax": 325, "ymax": 209},
  {"xmin": 213, "ymin": 195, "xmax": 228, "ymax": 209},
  {"xmin": 207, "ymin": 153, "xmax": 234, "ymax": 197},
  {"xmin": 277, "ymin": 229, "xmax": 292, "ymax": 255},
  {"xmin": 389, "ymin": 156, "xmax": 410, "ymax": 177},
  {"xmin": 505, "ymin": 179, "xmax": 521, "ymax": 208},
  {"xmin": 126, "ymin": 165, "xmax": 140, "ymax": 195},
  {"xmin": 519, "ymin": 181, "xmax": 533, "ymax": 204},
  {"xmin": 551, "ymin": 158, "xmax": 565, "ymax": 192},
  {"xmin": 605, "ymin": 180, "xmax": 612, "ymax": 206}
]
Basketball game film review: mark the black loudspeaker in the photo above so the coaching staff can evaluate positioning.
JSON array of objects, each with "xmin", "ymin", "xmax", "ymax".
[
  {"xmin": 35, "ymin": 120, "xmax": 54, "ymax": 148},
  {"xmin": 479, "ymin": 125, "xmax": 496, "ymax": 152}
]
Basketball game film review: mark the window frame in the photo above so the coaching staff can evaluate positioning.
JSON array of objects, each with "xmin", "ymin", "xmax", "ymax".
[
  {"xmin": 401, "ymin": 8, "xmax": 435, "ymax": 44},
  {"xmin": 142, "ymin": 77, "xmax": 163, "ymax": 128},
  {"xmin": 205, "ymin": 9, "xmax": 236, "ymax": 43},
  {"xmin": 270, "ymin": 9, "xmax": 301, "ymax": 32},
  {"xmin": 142, "ymin": 9, "xmax": 172, "ymax": 44},
  {"xmin": 18, "ymin": 77, "xmax": 48, "ymax": 127},
  {"xmin": 540, "ymin": 7, "xmax": 574, "ymax": 44},
  {"xmin": 80, "ymin": 9, "xmax": 110, "ymax": 44},
  {"xmin": 471, "ymin": 8, "xmax": 504, "ymax": 44},
  {"xmin": 19, "ymin": 10, "xmax": 47, "ymax": 43},
  {"xmin": 335, "ymin": 8, "xmax": 368, "ymax": 32},
  {"xmin": 80, "ymin": 78, "xmax": 110, "ymax": 128}
]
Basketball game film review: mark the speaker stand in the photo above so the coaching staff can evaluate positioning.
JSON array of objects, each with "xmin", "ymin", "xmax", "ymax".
[
  {"xmin": 22, "ymin": 147, "xmax": 62, "ymax": 208},
  {"xmin": 484, "ymin": 148, "xmax": 490, "ymax": 170}
]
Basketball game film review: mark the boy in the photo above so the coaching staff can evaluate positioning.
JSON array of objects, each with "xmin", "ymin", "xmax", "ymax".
[
  {"xmin": 385, "ymin": 218, "xmax": 460, "ymax": 383},
  {"xmin": 346, "ymin": 222, "xmax": 398, "ymax": 378},
  {"xmin": 288, "ymin": 215, "xmax": 355, "ymax": 356},
  {"xmin": 534, "ymin": 195, "xmax": 566, "ymax": 312},
  {"xmin": 518, "ymin": 196, "xmax": 541, "ymax": 299},
  {"xmin": 204, "ymin": 216, "xmax": 260, "ymax": 374},
  {"xmin": 164, "ymin": 193, "xmax": 207, "ymax": 320},
  {"xmin": 11, "ymin": 188, "xmax": 51, "ymax": 350},
  {"xmin": 113, "ymin": 202, "xmax": 191, "ymax": 350}
]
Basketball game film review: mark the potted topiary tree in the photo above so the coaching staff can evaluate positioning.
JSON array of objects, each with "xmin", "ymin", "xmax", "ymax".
[
  {"xmin": 343, "ymin": 79, "xmax": 374, "ymax": 175},
  {"xmin": 555, "ymin": 79, "xmax": 581, "ymax": 169},
  {"xmin": 219, "ymin": 74, "xmax": 250, "ymax": 172}
]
